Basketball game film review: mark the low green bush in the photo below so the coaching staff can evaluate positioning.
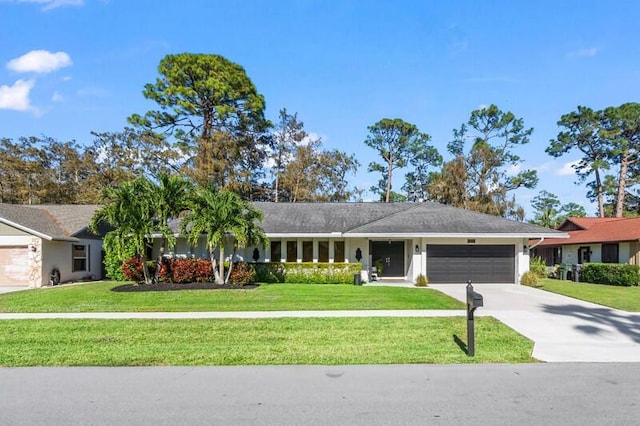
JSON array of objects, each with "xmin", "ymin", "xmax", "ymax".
[
  {"xmin": 520, "ymin": 271, "xmax": 539, "ymax": 287},
  {"xmin": 579, "ymin": 263, "xmax": 640, "ymax": 286},
  {"xmin": 529, "ymin": 256, "xmax": 547, "ymax": 278},
  {"xmin": 253, "ymin": 262, "xmax": 361, "ymax": 284}
]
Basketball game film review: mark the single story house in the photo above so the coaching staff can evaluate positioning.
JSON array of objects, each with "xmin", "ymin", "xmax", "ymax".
[
  {"xmin": 161, "ymin": 202, "xmax": 565, "ymax": 284},
  {"xmin": 0, "ymin": 203, "xmax": 104, "ymax": 288},
  {"xmin": 531, "ymin": 217, "xmax": 640, "ymax": 267}
]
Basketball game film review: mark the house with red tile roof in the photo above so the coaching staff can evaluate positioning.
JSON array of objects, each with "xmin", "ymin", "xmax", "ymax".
[{"xmin": 531, "ymin": 217, "xmax": 640, "ymax": 268}]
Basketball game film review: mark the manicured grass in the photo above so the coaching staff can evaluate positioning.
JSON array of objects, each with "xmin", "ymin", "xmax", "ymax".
[
  {"xmin": 538, "ymin": 278, "xmax": 640, "ymax": 312},
  {"xmin": 0, "ymin": 317, "xmax": 534, "ymax": 366},
  {"xmin": 0, "ymin": 282, "xmax": 464, "ymax": 313}
]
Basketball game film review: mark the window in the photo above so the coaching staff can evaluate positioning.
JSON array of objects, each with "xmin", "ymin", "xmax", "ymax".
[
  {"xmin": 72, "ymin": 244, "xmax": 89, "ymax": 272},
  {"xmin": 334, "ymin": 241, "xmax": 345, "ymax": 262},
  {"xmin": 302, "ymin": 241, "xmax": 313, "ymax": 262},
  {"xmin": 286, "ymin": 241, "xmax": 297, "ymax": 262},
  {"xmin": 318, "ymin": 241, "xmax": 329, "ymax": 262},
  {"xmin": 270, "ymin": 241, "xmax": 281, "ymax": 262},
  {"xmin": 601, "ymin": 243, "xmax": 619, "ymax": 263}
]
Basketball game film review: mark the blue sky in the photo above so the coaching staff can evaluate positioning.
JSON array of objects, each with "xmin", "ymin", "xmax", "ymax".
[{"xmin": 1, "ymin": 0, "xmax": 639, "ymax": 216}]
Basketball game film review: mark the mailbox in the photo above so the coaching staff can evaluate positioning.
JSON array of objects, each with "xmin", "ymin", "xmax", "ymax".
[
  {"xmin": 467, "ymin": 286, "xmax": 484, "ymax": 309},
  {"xmin": 465, "ymin": 280, "xmax": 483, "ymax": 357}
]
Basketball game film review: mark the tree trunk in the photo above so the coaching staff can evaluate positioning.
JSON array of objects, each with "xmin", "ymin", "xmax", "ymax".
[
  {"xmin": 274, "ymin": 173, "xmax": 279, "ymax": 203},
  {"xmin": 225, "ymin": 247, "xmax": 237, "ymax": 284},
  {"xmin": 154, "ymin": 238, "xmax": 166, "ymax": 284},
  {"xmin": 385, "ymin": 156, "xmax": 393, "ymax": 203},
  {"xmin": 594, "ymin": 169, "xmax": 605, "ymax": 218},
  {"xmin": 209, "ymin": 254, "xmax": 221, "ymax": 284},
  {"xmin": 141, "ymin": 255, "xmax": 153, "ymax": 285},
  {"xmin": 217, "ymin": 246, "xmax": 225, "ymax": 284},
  {"xmin": 615, "ymin": 155, "xmax": 629, "ymax": 217}
]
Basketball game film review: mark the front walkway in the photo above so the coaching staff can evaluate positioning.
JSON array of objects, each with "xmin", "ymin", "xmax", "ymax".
[{"xmin": 431, "ymin": 284, "xmax": 640, "ymax": 362}]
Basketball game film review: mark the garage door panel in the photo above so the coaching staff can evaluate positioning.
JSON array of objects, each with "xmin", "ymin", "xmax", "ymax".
[
  {"xmin": 427, "ymin": 245, "xmax": 514, "ymax": 284},
  {"xmin": 0, "ymin": 246, "xmax": 30, "ymax": 286}
]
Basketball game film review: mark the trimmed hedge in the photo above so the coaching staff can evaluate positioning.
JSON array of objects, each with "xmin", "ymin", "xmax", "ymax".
[
  {"xmin": 579, "ymin": 263, "xmax": 640, "ymax": 287},
  {"xmin": 254, "ymin": 262, "xmax": 362, "ymax": 284}
]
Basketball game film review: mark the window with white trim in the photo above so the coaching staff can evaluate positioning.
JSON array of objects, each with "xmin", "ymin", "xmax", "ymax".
[{"xmin": 72, "ymin": 244, "xmax": 89, "ymax": 272}]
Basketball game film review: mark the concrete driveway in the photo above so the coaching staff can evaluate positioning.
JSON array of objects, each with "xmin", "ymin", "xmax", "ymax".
[
  {"xmin": 431, "ymin": 284, "xmax": 640, "ymax": 362},
  {"xmin": 0, "ymin": 286, "xmax": 28, "ymax": 294}
]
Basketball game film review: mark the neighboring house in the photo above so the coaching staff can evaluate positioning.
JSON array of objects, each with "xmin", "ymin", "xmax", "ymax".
[
  {"xmin": 161, "ymin": 202, "xmax": 565, "ymax": 284},
  {"xmin": 531, "ymin": 217, "xmax": 640, "ymax": 267},
  {"xmin": 0, "ymin": 204, "xmax": 104, "ymax": 288}
]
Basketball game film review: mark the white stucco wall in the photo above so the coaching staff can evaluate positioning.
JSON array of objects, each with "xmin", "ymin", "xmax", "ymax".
[
  {"xmin": 160, "ymin": 235, "xmax": 530, "ymax": 284},
  {"xmin": 40, "ymin": 238, "xmax": 103, "ymax": 286}
]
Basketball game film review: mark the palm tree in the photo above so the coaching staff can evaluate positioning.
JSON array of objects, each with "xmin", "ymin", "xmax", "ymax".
[
  {"xmin": 90, "ymin": 177, "xmax": 156, "ymax": 284},
  {"xmin": 152, "ymin": 174, "xmax": 193, "ymax": 282},
  {"xmin": 181, "ymin": 187, "xmax": 268, "ymax": 284}
]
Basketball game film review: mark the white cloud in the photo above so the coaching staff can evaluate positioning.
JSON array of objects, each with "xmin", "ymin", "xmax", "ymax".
[
  {"xmin": 556, "ymin": 160, "xmax": 583, "ymax": 176},
  {"xmin": 9, "ymin": 0, "xmax": 84, "ymax": 11},
  {"xmin": 567, "ymin": 47, "xmax": 598, "ymax": 58},
  {"xmin": 0, "ymin": 79, "xmax": 35, "ymax": 111},
  {"xmin": 7, "ymin": 50, "xmax": 72, "ymax": 73},
  {"xmin": 51, "ymin": 91, "xmax": 64, "ymax": 102}
]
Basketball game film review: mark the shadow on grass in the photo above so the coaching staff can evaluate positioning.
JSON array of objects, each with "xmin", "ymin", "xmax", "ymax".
[{"xmin": 453, "ymin": 334, "xmax": 468, "ymax": 355}]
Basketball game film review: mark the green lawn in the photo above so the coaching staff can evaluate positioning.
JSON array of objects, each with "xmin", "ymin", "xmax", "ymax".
[
  {"xmin": 0, "ymin": 282, "xmax": 464, "ymax": 313},
  {"xmin": 538, "ymin": 278, "xmax": 640, "ymax": 312},
  {"xmin": 0, "ymin": 317, "xmax": 534, "ymax": 366}
]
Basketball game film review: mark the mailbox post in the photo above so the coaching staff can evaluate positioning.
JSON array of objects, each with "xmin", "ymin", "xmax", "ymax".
[{"xmin": 466, "ymin": 280, "xmax": 483, "ymax": 356}]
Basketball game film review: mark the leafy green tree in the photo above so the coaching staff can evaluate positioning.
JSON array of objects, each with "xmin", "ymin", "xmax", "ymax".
[
  {"xmin": 181, "ymin": 188, "xmax": 267, "ymax": 284},
  {"xmin": 530, "ymin": 190, "xmax": 561, "ymax": 227},
  {"xmin": 547, "ymin": 106, "xmax": 610, "ymax": 217},
  {"xmin": 426, "ymin": 156, "xmax": 468, "ymax": 208},
  {"xmin": 152, "ymin": 174, "xmax": 193, "ymax": 282},
  {"xmin": 128, "ymin": 53, "xmax": 270, "ymax": 191},
  {"xmin": 530, "ymin": 191, "xmax": 587, "ymax": 227},
  {"xmin": 440, "ymin": 105, "xmax": 537, "ymax": 217},
  {"xmin": 601, "ymin": 103, "xmax": 640, "ymax": 217},
  {"xmin": 402, "ymin": 136, "xmax": 442, "ymax": 202},
  {"xmin": 365, "ymin": 118, "xmax": 431, "ymax": 203},
  {"xmin": 558, "ymin": 202, "xmax": 587, "ymax": 221},
  {"xmin": 271, "ymin": 108, "xmax": 307, "ymax": 202}
]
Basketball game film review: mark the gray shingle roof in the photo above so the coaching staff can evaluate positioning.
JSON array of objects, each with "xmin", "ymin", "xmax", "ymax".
[
  {"xmin": 1, "ymin": 201, "xmax": 563, "ymax": 240},
  {"xmin": 0, "ymin": 203, "xmax": 100, "ymax": 241},
  {"xmin": 252, "ymin": 202, "xmax": 563, "ymax": 237}
]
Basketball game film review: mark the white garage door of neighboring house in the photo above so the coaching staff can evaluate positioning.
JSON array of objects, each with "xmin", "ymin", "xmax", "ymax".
[
  {"xmin": 427, "ymin": 245, "xmax": 515, "ymax": 284},
  {"xmin": 0, "ymin": 246, "xmax": 30, "ymax": 286}
]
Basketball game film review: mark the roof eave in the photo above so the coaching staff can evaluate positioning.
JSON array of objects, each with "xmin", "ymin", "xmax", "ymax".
[
  {"xmin": 344, "ymin": 232, "xmax": 568, "ymax": 239},
  {"xmin": 0, "ymin": 218, "xmax": 55, "ymax": 241}
]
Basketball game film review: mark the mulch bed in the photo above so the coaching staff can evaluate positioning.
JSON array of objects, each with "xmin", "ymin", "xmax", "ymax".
[{"xmin": 111, "ymin": 282, "xmax": 259, "ymax": 292}]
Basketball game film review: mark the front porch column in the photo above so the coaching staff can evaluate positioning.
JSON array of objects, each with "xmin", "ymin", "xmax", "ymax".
[
  {"xmin": 328, "ymin": 239, "xmax": 335, "ymax": 263},
  {"xmin": 313, "ymin": 240, "xmax": 318, "ymax": 263},
  {"xmin": 344, "ymin": 239, "xmax": 350, "ymax": 263},
  {"xmin": 297, "ymin": 239, "xmax": 303, "ymax": 263},
  {"xmin": 280, "ymin": 239, "xmax": 287, "ymax": 262}
]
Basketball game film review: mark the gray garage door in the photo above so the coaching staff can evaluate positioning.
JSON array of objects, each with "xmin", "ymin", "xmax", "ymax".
[{"xmin": 426, "ymin": 245, "xmax": 515, "ymax": 284}]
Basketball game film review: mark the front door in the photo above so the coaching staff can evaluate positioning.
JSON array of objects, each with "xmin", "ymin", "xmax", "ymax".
[
  {"xmin": 371, "ymin": 241, "xmax": 405, "ymax": 277},
  {"xmin": 578, "ymin": 246, "xmax": 591, "ymax": 264}
]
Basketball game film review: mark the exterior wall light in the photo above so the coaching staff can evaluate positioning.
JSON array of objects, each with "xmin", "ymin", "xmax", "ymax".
[{"xmin": 355, "ymin": 248, "xmax": 362, "ymax": 262}]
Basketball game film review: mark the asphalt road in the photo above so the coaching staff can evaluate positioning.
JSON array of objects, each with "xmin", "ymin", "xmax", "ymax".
[{"xmin": 1, "ymin": 364, "xmax": 638, "ymax": 425}]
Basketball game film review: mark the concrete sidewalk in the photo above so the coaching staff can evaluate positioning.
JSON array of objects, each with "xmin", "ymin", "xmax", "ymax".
[
  {"xmin": 431, "ymin": 284, "xmax": 640, "ymax": 362},
  {"xmin": 0, "ymin": 309, "xmax": 464, "ymax": 320}
]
